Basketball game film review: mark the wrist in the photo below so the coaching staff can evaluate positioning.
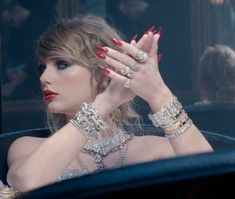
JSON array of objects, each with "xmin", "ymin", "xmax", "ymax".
[
  {"xmin": 148, "ymin": 86, "xmax": 174, "ymax": 112},
  {"xmin": 91, "ymin": 94, "xmax": 118, "ymax": 118}
]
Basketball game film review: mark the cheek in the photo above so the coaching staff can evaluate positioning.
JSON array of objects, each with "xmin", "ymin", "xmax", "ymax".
[{"xmin": 64, "ymin": 77, "xmax": 94, "ymax": 103}]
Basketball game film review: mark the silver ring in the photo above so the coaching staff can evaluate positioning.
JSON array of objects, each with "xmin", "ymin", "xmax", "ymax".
[
  {"xmin": 120, "ymin": 66, "xmax": 131, "ymax": 75},
  {"xmin": 129, "ymin": 62, "xmax": 140, "ymax": 72},
  {"xmin": 136, "ymin": 50, "xmax": 148, "ymax": 63},
  {"xmin": 120, "ymin": 67, "xmax": 134, "ymax": 78},
  {"xmin": 127, "ymin": 70, "xmax": 134, "ymax": 78},
  {"xmin": 123, "ymin": 78, "xmax": 131, "ymax": 88}
]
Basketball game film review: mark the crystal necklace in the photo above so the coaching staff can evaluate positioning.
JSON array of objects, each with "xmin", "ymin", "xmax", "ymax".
[{"xmin": 81, "ymin": 128, "xmax": 132, "ymax": 172}]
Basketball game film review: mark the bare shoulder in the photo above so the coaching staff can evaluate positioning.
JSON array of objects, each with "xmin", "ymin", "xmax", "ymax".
[
  {"xmin": 8, "ymin": 136, "xmax": 47, "ymax": 166},
  {"xmin": 127, "ymin": 135, "xmax": 175, "ymax": 162}
]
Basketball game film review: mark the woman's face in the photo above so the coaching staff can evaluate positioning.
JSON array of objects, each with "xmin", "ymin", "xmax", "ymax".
[{"xmin": 39, "ymin": 59, "xmax": 95, "ymax": 118}]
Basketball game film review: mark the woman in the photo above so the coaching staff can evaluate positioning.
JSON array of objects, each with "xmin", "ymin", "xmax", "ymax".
[{"xmin": 5, "ymin": 15, "xmax": 213, "ymax": 194}]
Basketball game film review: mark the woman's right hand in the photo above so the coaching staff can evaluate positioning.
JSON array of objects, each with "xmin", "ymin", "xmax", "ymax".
[
  {"xmin": 93, "ymin": 32, "xmax": 156, "ymax": 117},
  {"xmin": 95, "ymin": 31, "xmax": 173, "ymax": 114}
]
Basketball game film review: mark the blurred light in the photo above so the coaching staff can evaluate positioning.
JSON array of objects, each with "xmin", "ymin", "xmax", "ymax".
[{"xmin": 210, "ymin": 0, "xmax": 225, "ymax": 4}]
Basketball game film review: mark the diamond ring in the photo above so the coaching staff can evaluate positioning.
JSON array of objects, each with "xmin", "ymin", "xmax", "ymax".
[
  {"xmin": 123, "ymin": 78, "xmax": 131, "ymax": 88},
  {"xmin": 136, "ymin": 50, "xmax": 148, "ymax": 63},
  {"xmin": 120, "ymin": 66, "xmax": 134, "ymax": 78},
  {"xmin": 129, "ymin": 62, "xmax": 140, "ymax": 72}
]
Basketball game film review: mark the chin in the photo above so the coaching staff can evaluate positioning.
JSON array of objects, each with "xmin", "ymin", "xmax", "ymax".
[{"xmin": 46, "ymin": 102, "xmax": 67, "ymax": 115}]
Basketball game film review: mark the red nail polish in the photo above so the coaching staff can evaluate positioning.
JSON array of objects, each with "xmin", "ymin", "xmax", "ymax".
[
  {"xmin": 96, "ymin": 52, "xmax": 106, "ymax": 59},
  {"xmin": 111, "ymin": 38, "xmax": 123, "ymax": 47},
  {"xmin": 100, "ymin": 66, "xmax": 110, "ymax": 74},
  {"xmin": 96, "ymin": 45, "xmax": 108, "ymax": 53},
  {"xmin": 131, "ymin": 34, "xmax": 138, "ymax": 41},
  {"xmin": 157, "ymin": 54, "xmax": 163, "ymax": 62},
  {"xmin": 157, "ymin": 26, "xmax": 163, "ymax": 38},
  {"xmin": 145, "ymin": 26, "xmax": 155, "ymax": 34},
  {"xmin": 152, "ymin": 29, "xmax": 158, "ymax": 34}
]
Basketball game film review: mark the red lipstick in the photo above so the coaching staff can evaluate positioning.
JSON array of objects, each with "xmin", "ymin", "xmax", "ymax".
[{"xmin": 43, "ymin": 90, "xmax": 58, "ymax": 102}]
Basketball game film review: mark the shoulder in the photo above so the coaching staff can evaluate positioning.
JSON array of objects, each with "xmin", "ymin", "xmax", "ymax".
[
  {"xmin": 7, "ymin": 136, "xmax": 47, "ymax": 166},
  {"xmin": 131, "ymin": 134, "xmax": 170, "ymax": 146},
  {"xmin": 128, "ymin": 135, "xmax": 175, "ymax": 162}
]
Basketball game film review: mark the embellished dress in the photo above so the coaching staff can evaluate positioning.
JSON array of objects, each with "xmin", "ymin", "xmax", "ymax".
[
  {"xmin": 0, "ymin": 128, "xmax": 132, "ymax": 198},
  {"xmin": 58, "ymin": 128, "xmax": 132, "ymax": 181}
]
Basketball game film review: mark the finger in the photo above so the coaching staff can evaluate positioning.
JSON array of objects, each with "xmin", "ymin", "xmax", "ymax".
[
  {"xmin": 130, "ymin": 39, "xmax": 137, "ymax": 47},
  {"xmin": 135, "ymin": 34, "xmax": 148, "ymax": 49},
  {"xmin": 101, "ymin": 53, "xmax": 127, "ymax": 72},
  {"xmin": 149, "ymin": 33, "xmax": 160, "ymax": 57},
  {"xmin": 104, "ymin": 47, "xmax": 137, "ymax": 69},
  {"xmin": 99, "ymin": 66, "xmax": 128, "ymax": 86},
  {"xmin": 111, "ymin": 39, "xmax": 146, "ymax": 63},
  {"xmin": 130, "ymin": 34, "xmax": 138, "ymax": 43},
  {"xmin": 142, "ymin": 32, "xmax": 154, "ymax": 53}
]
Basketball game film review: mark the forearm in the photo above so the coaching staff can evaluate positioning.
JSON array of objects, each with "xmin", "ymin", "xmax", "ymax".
[
  {"xmin": 8, "ymin": 123, "xmax": 87, "ymax": 192},
  {"xmin": 148, "ymin": 87, "xmax": 213, "ymax": 156},
  {"xmin": 8, "ymin": 95, "xmax": 117, "ymax": 192},
  {"xmin": 166, "ymin": 124, "xmax": 213, "ymax": 156}
]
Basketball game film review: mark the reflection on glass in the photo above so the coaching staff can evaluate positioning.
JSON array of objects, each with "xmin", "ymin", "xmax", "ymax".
[{"xmin": 0, "ymin": 0, "xmax": 58, "ymax": 132}]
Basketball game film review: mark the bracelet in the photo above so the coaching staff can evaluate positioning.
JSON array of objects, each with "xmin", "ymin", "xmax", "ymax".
[
  {"xmin": 148, "ymin": 96, "xmax": 183, "ymax": 127},
  {"xmin": 163, "ymin": 112, "xmax": 189, "ymax": 133},
  {"xmin": 70, "ymin": 102, "xmax": 108, "ymax": 139},
  {"xmin": 165, "ymin": 119, "xmax": 193, "ymax": 139}
]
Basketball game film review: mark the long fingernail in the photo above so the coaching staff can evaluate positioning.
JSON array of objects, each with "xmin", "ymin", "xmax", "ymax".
[
  {"xmin": 96, "ymin": 45, "xmax": 108, "ymax": 53},
  {"xmin": 96, "ymin": 52, "xmax": 106, "ymax": 59},
  {"xmin": 111, "ymin": 38, "xmax": 123, "ymax": 47},
  {"xmin": 99, "ymin": 66, "xmax": 110, "ymax": 74},
  {"xmin": 131, "ymin": 34, "xmax": 138, "ymax": 42},
  {"xmin": 145, "ymin": 26, "xmax": 155, "ymax": 34},
  {"xmin": 157, "ymin": 54, "xmax": 163, "ymax": 62},
  {"xmin": 157, "ymin": 26, "xmax": 163, "ymax": 38}
]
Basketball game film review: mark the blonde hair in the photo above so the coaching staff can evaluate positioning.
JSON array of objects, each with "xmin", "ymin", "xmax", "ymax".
[{"xmin": 36, "ymin": 15, "xmax": 141, "ymax": 133}]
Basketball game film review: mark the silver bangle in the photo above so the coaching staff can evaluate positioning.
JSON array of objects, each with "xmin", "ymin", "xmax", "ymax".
[
  {"xmin": 162, "ymin": 112, "xmax": 189, "ymax": 132},
  {"xmin": 165, "ymin": 119, "xmax": 193, "ymax": 139},
  {"xmin": 70, "ymin": 103, "xmax": 108, "ymax": 139},
  {"xmin": 148, "ymin": 96, "xmax": 183, "ymax": 127}
]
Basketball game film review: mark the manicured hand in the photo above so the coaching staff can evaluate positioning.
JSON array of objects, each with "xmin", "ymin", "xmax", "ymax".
[
  {"xmin": 96, "ymin": 31, "xmax": 173, "ymax": 110},
  {"xmin": 97, "ymin": 32, "xmax": 156, "ymax": 108}
]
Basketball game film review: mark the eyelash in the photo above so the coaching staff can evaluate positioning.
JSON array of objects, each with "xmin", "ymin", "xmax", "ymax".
[
  {"xmin": 37, "ymin": 60, "xmax": 71, "ymax": 75},
  {"xmin": 55, "ymin": 60, "xmax": 71, "ymax": 70}
]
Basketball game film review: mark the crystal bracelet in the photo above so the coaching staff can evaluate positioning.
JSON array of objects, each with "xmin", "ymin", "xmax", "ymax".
[
  {"xmin": 70, "ymin": 102, "xmax": 108, "ymax": 139},
  {"xmin": 148, "ymin": 96, "xmax": 183, "ymax": 127}
]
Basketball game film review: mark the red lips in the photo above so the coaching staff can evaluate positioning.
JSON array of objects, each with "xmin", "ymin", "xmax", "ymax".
[{"xmin": 43, "ymin": 90, "xmax": 58, "ymax": 102}]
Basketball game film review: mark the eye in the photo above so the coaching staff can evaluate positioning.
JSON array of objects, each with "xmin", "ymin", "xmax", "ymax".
[
  {"xmin": 55, "ymin": 60, "xmax": 71, "ymax": 70},
  {"xmin": 38, "ymin": 64, "xmax": 46, "ymax": 74}
]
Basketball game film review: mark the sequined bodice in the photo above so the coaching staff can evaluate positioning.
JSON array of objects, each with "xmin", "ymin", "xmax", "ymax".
[
  {"xmin": 58, "ymin": 129, "xmax": 132, "ymax": 182},
  {"xmin": 58, "ymin": 167, "xmax": 84, "ymax": 181}
]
